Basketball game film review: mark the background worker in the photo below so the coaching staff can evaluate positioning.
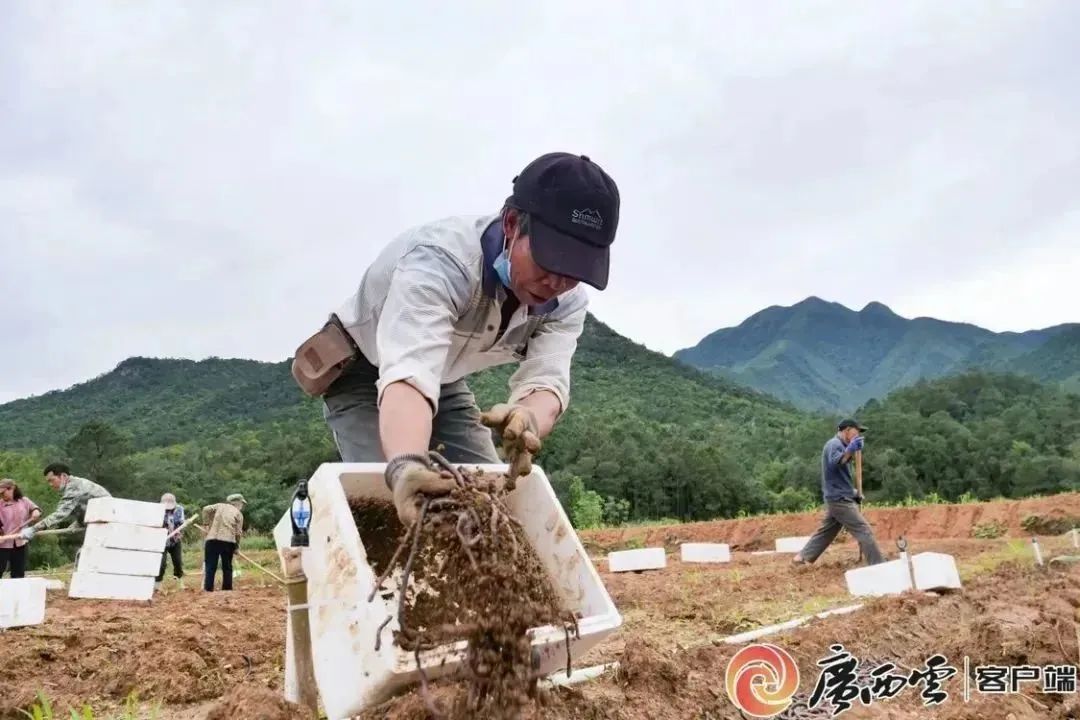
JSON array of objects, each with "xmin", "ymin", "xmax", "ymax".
[
  {"xmin": 290, "ymin": 152, "xmax": 621, "ymax": 526},
  {"xmin": 0, "ymin": 479, "xmax": 41, "ymax": 578},
  {"xmin": 201, "ymin": 493, "xmax": 245, "ymax": 592},
  {"xmin": 14, "ymin": 463, "xmax": 111, "ymax": 542},
  {"xmin": 794, "ymin": 419, "xmax": 885, "ymax": 566},
  {"xmin": 156, "ymin": 492, "xmax": 186, "ymax": 590}
]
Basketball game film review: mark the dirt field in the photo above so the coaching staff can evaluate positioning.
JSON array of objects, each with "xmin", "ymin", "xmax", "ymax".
[
  {"xmin": 5, "ymin": 494, "xmax": 1080, "ymax": 719},
  {"xmin": 583, "ymin": 492, "xmax": 1080, "ymax": 553}
]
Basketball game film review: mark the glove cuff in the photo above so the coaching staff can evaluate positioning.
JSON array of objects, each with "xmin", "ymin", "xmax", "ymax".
[{"xmin": 384, "ymin": 453, "xmax": 431, "ymax": 490}]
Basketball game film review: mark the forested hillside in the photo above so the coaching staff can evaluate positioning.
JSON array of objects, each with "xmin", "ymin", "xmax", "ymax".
[
  {"xmin": 0, "ymin": 315, "xmax": 824, "ymax": 532},
  {"xmin": 1006, "ymin": 326, "xmax": 1080, "ymax": 393},
  {"xmin": 674, "ymin": 297, "xmax": 1076, "ymax": 412},
  {"xmin": 1, "ymin": 317, "xmax": 1077, "ymax": 546},
  {"xmin": 850, "ymin": 372, "xmax": 1080, "ymax": 502}
]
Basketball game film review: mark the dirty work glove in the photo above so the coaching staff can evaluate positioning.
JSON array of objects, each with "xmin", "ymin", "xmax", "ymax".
[
  {"xmin": 847, "ymin": 436, "xmax": 864, "ymax": 453},
  {"xmin": 854, "ymin": 493, "xmax": 864, "ymax": 505},
  {"xmin": 480, "ymin": 403, "xmax": 541, "ymax": 478},
  {"xmin": 384, "ymin": 454, "xmax": 456, "ymax": 527},
  {"xmin": 19, "ymin": 526, "xmax": 36, "ymax": 541}
]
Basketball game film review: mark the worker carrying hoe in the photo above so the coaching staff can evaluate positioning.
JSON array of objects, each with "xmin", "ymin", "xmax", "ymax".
[
  {"xmin": 291, "ymin": 152, "xmax": 621, "ymax": 526},
  {"xmin": 794, "ymin": 419, "xmax": 886, "ymax": 566}
]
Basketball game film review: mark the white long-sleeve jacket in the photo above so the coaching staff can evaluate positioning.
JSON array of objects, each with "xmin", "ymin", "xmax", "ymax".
[{"xmin": 331, "ymin": 214, "xmax": 588, "ymax": 416}]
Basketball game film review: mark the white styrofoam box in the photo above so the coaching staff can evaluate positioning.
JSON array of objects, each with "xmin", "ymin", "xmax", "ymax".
[
  {"xmin": 911, "ymin": 552, "xmax": 962, "ymax": 591},
  {"xmin": 844, "ymin": 558, "xmax": 913, "ymax": 597},
  {"xmin": 84, "ymin": 497, "xmax": 166, "ymax": 528},
  {"xmin": 77, "ymin": 545, "xmax": 163, "ymax": 577},
  {"xmin": 775, "ymin": 536, "xmax": 811, "ymax": 553},
  {"xmin": 68, "ymin": 571, "xmax": 155, "ymax": 601},
  {"xmin": 607, "ymin": 547, "xmax": 667, "ymax": 572},
  {"xmin": 282, "ymin": 610, "xmax": 300, "ymax": 705},
  {"xmin": 84, "ymin": 522, "xmax": 167, "ymax": 553},
  {"xmin": 680, "ymin": 542, "xmax": 731, "ymax": 563},
  {"xmin": 0, "ymin": 578, "xmax": 47, "ymax": 628},
  {"xmin": 271, "ymin": 461, "xmax": 621, "ymax": 720}
]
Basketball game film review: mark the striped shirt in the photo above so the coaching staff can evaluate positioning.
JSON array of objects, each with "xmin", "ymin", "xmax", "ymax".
[{"xmin": 330, "ymin": 214, "xmax": 588, "ymax": 415}]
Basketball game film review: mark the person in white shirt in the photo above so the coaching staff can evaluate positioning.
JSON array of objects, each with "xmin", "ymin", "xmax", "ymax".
[{"xmin": 291, "ymin": 152, "xmax": 620, "ymax": 525}]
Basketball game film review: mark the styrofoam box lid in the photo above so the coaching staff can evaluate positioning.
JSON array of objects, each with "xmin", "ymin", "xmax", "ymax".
[
  {"xmin": 775, "ymin": 536, "xmax": 811, "ymax": 552},
  {"xmin": 844, "ymin": 558, "xmax": 913, "ymax": 597},
  {"xmin": 911, "ymin": 551, "xmax": 962, "ymax": 590},
  {"xmin": 84, "ymin": 497, "xmax": 167, "ymax": 528},
  {"xmin": 680, "ymin": 543, "xmax": 731, "ymax": 563},
  {"xmin": 0, "ymin": 577, "xmax": 47, "ymax": 628},
  {"xmin": 608, "ymin": 547, "xmax": 667, "ymax": 572}
]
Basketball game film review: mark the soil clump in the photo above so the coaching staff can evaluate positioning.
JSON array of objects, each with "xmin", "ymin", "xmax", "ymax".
[{"xmin": 205, "ymin": 684, "xmax": 313, "ymax": 720}]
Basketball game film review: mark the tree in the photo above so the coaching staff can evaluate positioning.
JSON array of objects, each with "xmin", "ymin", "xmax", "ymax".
[
  {"xmin": 64, "ymin": 421, "xmax": 138, "ymax": 496},
  {"xmin": 565, "ymin": 474, "xmax": 604, "ymax": 529}
]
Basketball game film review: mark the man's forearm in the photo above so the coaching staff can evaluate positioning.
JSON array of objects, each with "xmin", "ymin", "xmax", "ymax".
[
  {"xmin": 517, "ymin": 390, "xmax": 562, "ymax": 438},
  {"xmin": 380, "ymin": 381, "xmax": 434, "ymax": 459}
]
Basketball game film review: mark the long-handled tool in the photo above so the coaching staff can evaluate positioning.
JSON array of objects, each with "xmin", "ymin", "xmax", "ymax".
[
  {"xmin": 166, "ymin": 513, "xmax": 199, "ymax": 541},
  {"xmin": 855, "ymin": 449, "xmax": 864, "ymax": 564}
]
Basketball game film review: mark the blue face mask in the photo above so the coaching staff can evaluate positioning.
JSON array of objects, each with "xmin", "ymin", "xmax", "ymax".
[{"xmin": 493, "ymin": 247, "xmax": 512, "ymax": 288}]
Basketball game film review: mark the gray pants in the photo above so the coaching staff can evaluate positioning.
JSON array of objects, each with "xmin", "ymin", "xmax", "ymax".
[
  {"xmin": 799, "ymin": 499, "xmax": 885, "ymax": 565},
  {"xmin": 322, "ymin": 354, "xmax": 499, "ymax": 464}
]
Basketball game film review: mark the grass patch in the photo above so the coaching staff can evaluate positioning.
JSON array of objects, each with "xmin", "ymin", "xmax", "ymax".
[
  {"xmin": 957, "ymin": 539, "xmax": 1035, "ymax": 580},
  {"xmin": 716, "ymin": 593, "xmax": 852, "ymax": 634},
  {"xmin": 21, "ymin": 691, "xmax": 159, "ymax": 720},
  {"xmin": 972, "ymin": 520, "xmax": 1007, "ymax": 539}
]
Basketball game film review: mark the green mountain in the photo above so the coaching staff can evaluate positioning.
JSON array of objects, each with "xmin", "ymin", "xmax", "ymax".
[
  {"xmin": 673, "ymin": 297, "xmax": 1076, "ymax": 412},
  {"xmin": 0, "ymin": 356, "xmax": 311, "ymax": 451},
  {"xmin": 1005, "ymin": 326, "xmax": 1080, "ymax": 394}
]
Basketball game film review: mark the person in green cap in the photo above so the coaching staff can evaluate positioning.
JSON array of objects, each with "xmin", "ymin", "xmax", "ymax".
[{"xmin": 201, "ymin": 493, "xmax": 246, "ymax": 591}]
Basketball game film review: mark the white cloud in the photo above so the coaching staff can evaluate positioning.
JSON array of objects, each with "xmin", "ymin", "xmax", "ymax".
[{"xmin": 1, "ymin": 1, "xmax": 1078, "ymax": 402}]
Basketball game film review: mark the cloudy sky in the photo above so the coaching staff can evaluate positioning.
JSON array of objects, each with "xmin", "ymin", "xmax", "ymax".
[{"xmin": 2, "ymin": 2, "xmax": 1078, "ymax": 404}]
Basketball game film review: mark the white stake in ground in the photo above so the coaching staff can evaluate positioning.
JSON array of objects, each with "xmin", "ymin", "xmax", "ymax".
[{"xmin": 1032, "ymin": 536, "xmax": 1044, "ymax": 567}]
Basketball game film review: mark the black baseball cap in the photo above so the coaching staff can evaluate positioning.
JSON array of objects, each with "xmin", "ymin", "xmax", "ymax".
[
  {"xmin": 506, "ymin": 152, "xmax": 620, "ymax": 290},
  {"xmin": 838, "ymin": 419, "xmax": 868, "ymax": 432}
]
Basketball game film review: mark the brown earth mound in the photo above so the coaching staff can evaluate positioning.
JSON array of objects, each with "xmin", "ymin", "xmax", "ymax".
[
  {"xmin": 0, "ymin": 586, "xmax": 287, "ymax": 720},
  {"xmin": 582, "ymin": 492, "xmax": 1080, "ymax": 552},
  {"xmin": 205, "ymin": 684, "xmax": 312, "ymax": 720}
]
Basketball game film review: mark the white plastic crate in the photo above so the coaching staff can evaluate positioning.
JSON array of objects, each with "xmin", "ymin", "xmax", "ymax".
[
  {"xmin": 607, "ymin": 547, "xmax": 667, "ymax": 572},
  {"xmin": 272, "ymin": 462, "xmax": 621, "ymax": 720},
  {"xmin": 0, "ymin": 578, "xmax": 47, "ymax": 628},
  {"xmin": 911, "ymin": 552, "xmax": 962, "ymax": 591},
  {"xmin": 845, "ymin": 558, "xmax": 913, "ymax": 597},
  {"xmin": 680, "ymin": 543, "xmax": 731, "ymax": 563},
  {"xmin": 84, "ymin": 497, "xmax": 166, "ymax": 528},
  {"xmin": 775, "ymin": 536, "xmax": 811, "ymax": 553}
]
